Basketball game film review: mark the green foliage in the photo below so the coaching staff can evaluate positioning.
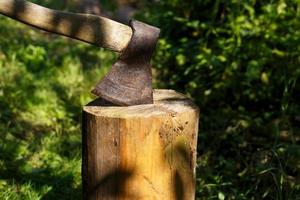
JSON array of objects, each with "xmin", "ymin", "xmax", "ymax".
[
  {"xmin": 139, "ymin": 0, "xmax": 300, "ymax": 199},
  {"xmin": 1, "ymin": 0, "xmax": 300, "ymax": 199},
  {"xmin": 0, "ymin": 12, "xmax": 115, "ymax": 199}
]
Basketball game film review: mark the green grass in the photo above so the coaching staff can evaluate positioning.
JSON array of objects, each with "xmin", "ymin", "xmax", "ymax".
[
  {"xmin": 0, "ymin": 15, "xmax": 115, "ymax": 199},
  {"xmin": 1, "ymin": 1, "xmax": 300, "ymax": 199}
]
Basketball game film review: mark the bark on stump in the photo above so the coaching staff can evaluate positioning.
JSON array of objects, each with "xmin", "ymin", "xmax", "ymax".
[{"xmin": 82, "ymin": 89, "xmax": 199, "ymax": 200}]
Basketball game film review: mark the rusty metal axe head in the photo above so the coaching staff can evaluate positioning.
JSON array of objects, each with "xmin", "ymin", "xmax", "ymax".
[{"xmin": 92, "ymin": 20, "xmax": 160, "ymax": 106}]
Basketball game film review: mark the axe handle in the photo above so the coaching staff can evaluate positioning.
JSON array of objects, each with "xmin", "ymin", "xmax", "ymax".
[{"xmin": 0, "ymin": 0, "xmax": 132, "ymax": 52}]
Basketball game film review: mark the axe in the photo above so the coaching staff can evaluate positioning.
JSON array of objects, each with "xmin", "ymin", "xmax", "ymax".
[{"xmin": 0, "ymin": 0, "xmax": 160, "ymax": 106}]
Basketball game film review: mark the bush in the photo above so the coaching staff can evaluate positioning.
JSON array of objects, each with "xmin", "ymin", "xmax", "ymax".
[
  {"xmin": 140, "ymin": 0, "xmax": 300, "ymax": 199},
  {"xmin": 1, "ymin": 0, "xmax": 299, "ymax": 199}
]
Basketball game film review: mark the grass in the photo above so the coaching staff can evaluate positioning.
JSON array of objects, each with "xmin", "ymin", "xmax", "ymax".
[
  {"xmin": 1, "ymin": 1, "xmax": 300, "ymax": 199},
  {"xmin": 0, "ymin": 15, "xmax": 115, "ymax": 199}
]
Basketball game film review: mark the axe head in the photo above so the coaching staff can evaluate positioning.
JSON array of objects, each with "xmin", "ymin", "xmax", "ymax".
[{"xmin": 92, "ymin": 20, "xmax": 160, "ymax": 106}]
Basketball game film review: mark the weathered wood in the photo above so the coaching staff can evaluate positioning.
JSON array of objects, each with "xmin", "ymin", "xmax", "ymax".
[
  {"xmin": 82, "ymin": 89, "xmax": 199, "ymax": 200},
  {"xmin": 0, "ymin": 0, "xmax": 132, "ymax": 52}
]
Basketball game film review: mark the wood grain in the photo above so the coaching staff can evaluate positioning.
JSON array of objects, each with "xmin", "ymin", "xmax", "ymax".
[
  {"xmin": 82, "ymin": 89, "xmax": 199, "ymax": 200},
  {"xmin": 0, "ymin": 0, "xmax": 132, "ymax": 52}
]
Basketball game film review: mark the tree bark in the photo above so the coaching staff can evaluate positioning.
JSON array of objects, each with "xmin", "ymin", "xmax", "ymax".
[
  {"xmin": 79, "ymin": 0, "xmax": 102, "ymax": 15},
  {"xmin": 114, "ymin": 0, "xmax": 137, "ymax": 24}
]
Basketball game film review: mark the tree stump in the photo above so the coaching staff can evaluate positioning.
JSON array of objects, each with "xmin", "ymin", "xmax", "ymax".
[{"xmin": 82, "ymin": 89, "xmax": 199, "ymax": 200}]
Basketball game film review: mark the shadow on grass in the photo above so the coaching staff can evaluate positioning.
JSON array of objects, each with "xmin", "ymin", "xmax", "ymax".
[{"xmin": 0, "ymin": 116, "xmax": 82, "ymax": 199}]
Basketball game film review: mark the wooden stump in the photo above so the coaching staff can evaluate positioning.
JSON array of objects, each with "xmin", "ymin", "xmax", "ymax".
[{"xmin": 82, "ymin": 89, "xmax": 199, "ymax": 200}]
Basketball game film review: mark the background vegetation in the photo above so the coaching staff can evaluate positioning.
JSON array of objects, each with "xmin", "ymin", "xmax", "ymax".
[{"xmin": 0, "ymin": 0, "xmax": 299, "ymax": 199}]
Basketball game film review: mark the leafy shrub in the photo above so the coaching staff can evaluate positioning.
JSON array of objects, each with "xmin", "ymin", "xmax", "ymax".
[
  {"xmin": 140, "ymin": 0, "xmax": 300, "ymax": 199},
  {"xmin": 1, "ymin": 0, "xmax": 300, "ymax": 199}
]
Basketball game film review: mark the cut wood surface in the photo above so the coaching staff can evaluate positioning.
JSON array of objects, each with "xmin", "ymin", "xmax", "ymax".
[
  {"xmin": 82, "ymin": 89, "xmax": 199, "ymax": 200},
  {"xmin": 0, "ymin": 0, "xmax": 132, "ymax": 52}
]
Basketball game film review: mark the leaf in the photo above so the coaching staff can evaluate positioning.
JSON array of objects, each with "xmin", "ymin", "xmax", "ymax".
[
  {"xmin": 277, "ymin": 2, "xmax": 287, "ymax": 14},
  {"xmin": 218, "ymin": 192, "xmax": 225, "ymax": 200},
  {"xmin": 261, "ymin": 72, "xmax": 269, "ymax": 84}
]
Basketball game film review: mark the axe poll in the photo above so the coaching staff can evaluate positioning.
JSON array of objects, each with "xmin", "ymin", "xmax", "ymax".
[{"xmin": 0, "ymin": 0, "xmax": 160, "ymax": 106}]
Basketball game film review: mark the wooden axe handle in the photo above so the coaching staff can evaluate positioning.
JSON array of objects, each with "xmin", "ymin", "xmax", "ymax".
[{"xmin": 0, "ymin": 0, "xmax": 132, "ymax": 52}]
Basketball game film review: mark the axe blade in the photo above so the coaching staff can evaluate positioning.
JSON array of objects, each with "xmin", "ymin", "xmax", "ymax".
[{"xmin": 92, "ymin": 20, "xmax": 160, "ymax": 106}]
